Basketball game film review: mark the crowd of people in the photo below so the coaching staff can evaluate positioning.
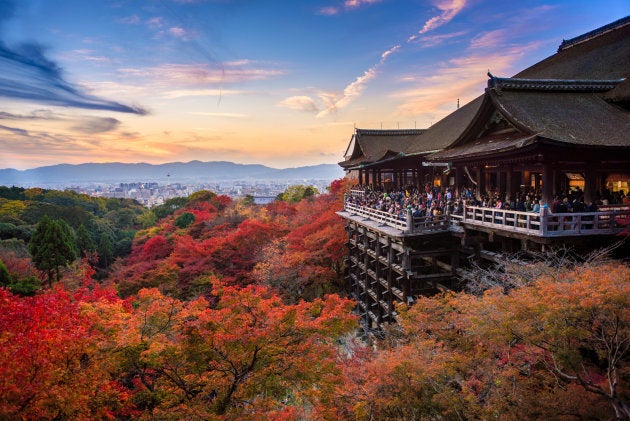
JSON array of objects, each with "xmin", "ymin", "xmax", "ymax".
[{"xmin": 346, "ymin": 184, "xmax": 629, "ymax": 222}]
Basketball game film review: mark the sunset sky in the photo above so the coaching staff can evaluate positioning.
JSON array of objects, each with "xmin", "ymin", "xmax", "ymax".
[{"xmin": 0, "ymin": 0, "xmax": 627, "ymax": 170}]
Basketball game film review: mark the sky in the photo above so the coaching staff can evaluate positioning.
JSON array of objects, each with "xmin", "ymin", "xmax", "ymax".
[{"xmin": 0, "ymin": 0, "xmax": 627, "ymax": 170}]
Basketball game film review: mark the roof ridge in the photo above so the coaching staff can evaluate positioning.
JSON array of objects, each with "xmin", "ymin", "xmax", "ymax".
[
  {"xmin": 487, "ymin": 75, "xmax": 624, "ymax": 92},
  {"xmin": 356, "ymin": 129, "xmax": 426, "ymax": 136},
  {"xmin": 558, "ymin": 15, "xmax": 630, "ymax": 52}
]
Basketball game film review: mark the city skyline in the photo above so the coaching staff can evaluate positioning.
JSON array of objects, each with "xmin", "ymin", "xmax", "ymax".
[{"xmin": 0, "ymin": 0, "xmax": 627, "ymax": 170}]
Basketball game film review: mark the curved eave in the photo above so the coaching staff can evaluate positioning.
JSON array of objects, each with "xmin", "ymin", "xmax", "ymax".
[{"xmin": 427, "ymin": 135, "xmax": 539, "ymax": 162}]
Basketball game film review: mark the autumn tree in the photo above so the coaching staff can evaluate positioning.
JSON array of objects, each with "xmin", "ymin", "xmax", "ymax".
[
  {"xmin": 86, "ymin": 284, "xmax": 356, "ymax": 418},
  {"xmin": 0, "ymin": 286, "xmax": 133, "ymax": 419},
  {"xmin": 28, "ymin": 215, "xmax": 77, "ymax": 287},
  {"xmin": 335, "ymin": 261, "xmax": 630, "ymax": 420}
]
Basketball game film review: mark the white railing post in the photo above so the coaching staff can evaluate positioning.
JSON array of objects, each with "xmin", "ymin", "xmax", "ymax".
[
  {"xmin": 406, "ymin": 206, "xmax": 413, "ymax": 234},
  {"xmin": 540, "ymin": 206, "xmax": 549, "ymax": 236}
]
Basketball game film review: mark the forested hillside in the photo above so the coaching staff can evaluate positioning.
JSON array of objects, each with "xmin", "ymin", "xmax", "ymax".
[{"xmin": 0, "ymin": 181, "xmax": 628, "ymax": 419}]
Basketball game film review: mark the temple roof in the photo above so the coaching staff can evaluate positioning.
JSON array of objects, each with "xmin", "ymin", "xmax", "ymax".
[
  {"xmin": 403, "ymin": 95, "xmax": 484, "ymax": 156},
  {"xmin": 487, "ymin": 87, "xmax": 630, "ymax": 147},
  {"xmin": 428, "ymin": 77, "xmax": 630, "ymax": 161},
  {"xmin": 486, "ymin": 75, "xmax": 623, "ymax": 92},
  {"xmin": 515, "ymin": 15, "xmax": 630, "ymax": 80},
  {"xmin": 426, "ymin": 134, "xmax": 537, "ymax": 161},
  {"xmin": 339, "ymin": 129, "xmax": 425, "ymax": 168}
]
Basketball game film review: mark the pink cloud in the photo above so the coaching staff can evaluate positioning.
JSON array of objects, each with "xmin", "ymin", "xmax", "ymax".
[
  {"xmin": 318, "ymin": 6, "xmax": 339, "ymax": 15},
  {"xmin": 410, "ymin": 30, "xmax": 467, "ymax": 47},
  {"xmin": 168, "ymin": 26, "xmax": 198, "ymax": 41},
  {"xmin": 318, "ymin": 0, "xmax": 381, "ymax": 15},
  {"xmin": 316, "ymin": 44, "xmax": 400, "ymax": 118},
  {"xmin": 408, "ymin": 0, "xmax": 467, "ymax": 42},
  {"xmin": 278, "ymin": 96, "xmax": 320, "ymax": 113},
  {"xmin": 119, "ymin": 63, "xmax": 285, "ymax": 86},
  {"xmin": 470, "ymin": 29, "xmax": 507, "ymax": 49}
]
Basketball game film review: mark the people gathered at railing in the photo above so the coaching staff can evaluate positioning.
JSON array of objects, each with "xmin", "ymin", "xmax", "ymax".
[{"xmin": 347, "ymin": 184, "xmax": 630, "ymax": 222}]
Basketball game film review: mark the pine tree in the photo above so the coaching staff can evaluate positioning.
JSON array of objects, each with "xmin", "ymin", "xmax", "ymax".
[{"xmin": 28, "ymin": 216, "xmax": 77, "ymax": 287}]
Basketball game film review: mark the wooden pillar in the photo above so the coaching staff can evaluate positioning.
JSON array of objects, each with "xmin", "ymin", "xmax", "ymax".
[
  {"xmin": 523, "ymin": 170, "xmax": 531, "ymax": 189},
  {"xmin": 505, "ymin": 169, "xmax": 513, "ymax": 200},
  {"xmin": 358, "ymin": 169, "xmax": 363, "ymax": 185},
  {"xmin": 418, "ymin": 166, "xmax": 425, "ymax": 189},
  {"xmin": 476, "ymin": 166, "xmax": 485, "ymax": 201},
  {"xmin": 584, "ymin": 168, "xmax": 596, "ymax": 203},
  {"xmin": 542, "ymin": 163, "xmax": 553, "ymax": 204},
  {"xmin": 372, "ymin": 169, "xmax": 378, "ymax": 189},
  {"xmin": 454, "ymin": 166, "xmax": 463, "ymax": 197}
]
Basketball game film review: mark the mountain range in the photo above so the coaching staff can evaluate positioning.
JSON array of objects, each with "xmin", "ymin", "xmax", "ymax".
[{"xmin": 0, "ymin": 161, "xmax": 345, "ymax": 186}]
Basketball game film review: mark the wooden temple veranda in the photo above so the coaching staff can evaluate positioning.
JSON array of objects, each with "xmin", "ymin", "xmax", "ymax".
[{"xmin": 337, "ymin": 16, "xmax": 630, "ymax": 329}]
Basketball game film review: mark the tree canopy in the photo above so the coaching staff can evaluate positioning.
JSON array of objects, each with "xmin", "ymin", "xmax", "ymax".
[{"xmin": 28, "ymin": 216, "xmax": 77, "ymax": 286}]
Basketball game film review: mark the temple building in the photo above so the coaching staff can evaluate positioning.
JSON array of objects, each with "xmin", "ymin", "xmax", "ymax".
[{"xmin": 337, "ymin": 16, "xmax": 630, "ymax": 329}]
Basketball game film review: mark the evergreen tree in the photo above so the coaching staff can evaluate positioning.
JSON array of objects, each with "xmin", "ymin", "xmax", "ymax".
[
  {"xmin": 174, "ymin": 212, "xmax": 195, "ymax": 228},
  {"xmin": 97, "ymin": 233, "xmax": 114, "ymax": 268},
  {"xmin": 28, "ymin": 216, "xmax": 77, "ymax": 287},
  {"xmin": 75, "ymin": 224, "xmax": 96, "ymax": 257},
  {"xmin": 0, "ymin": 259, "xmax": 10, "ymax": 287}
]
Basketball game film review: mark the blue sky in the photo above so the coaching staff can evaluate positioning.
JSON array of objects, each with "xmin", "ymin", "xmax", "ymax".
[{"xmin": 0, "ymin": 0, "xmax": 627, "ymax": 169}]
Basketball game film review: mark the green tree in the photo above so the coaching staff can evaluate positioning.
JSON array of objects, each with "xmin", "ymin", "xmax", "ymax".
[
  {"xmin": 0, "ymin": 259, "xmax": 10, "ymax": 287},
  {"xmin": 137, "ymin": 210, "xmax": 158, "ymax": 228},
  {"xmin": 241, "ymin": 194, "xmax": 256, "ymax": 207},
  {"xmin": 153, "ymin": 197, "xmax": 189, "ymax": 219},
  {"xmin": 75, "ymin": 224, "xmax": 96, "ymax": 257},
  {"xmin": 278, "ymin": 185, "xmax": 320, "ymax": 203},
  {"xmin": 28, "ymin": 216, "xmax": 77, "ymax": 287},
  {"xmin": 174, "ymin": 212, "xmax": 195, "ymax": 229},
  {"xmin": 97, "ymin": 233, "xmax": 114, "ymax": 269}
]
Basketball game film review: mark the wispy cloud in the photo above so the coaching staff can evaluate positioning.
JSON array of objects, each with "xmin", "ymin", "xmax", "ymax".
[
  {"xmin": 119, "ymin": 15, "xmax": 141, "ymax": 25},
  {"xmin": 0, "ymin": 110, "xmax": 58, "ymax": 121},
  {"xmin": 316, "ymin": 44, "xmax": 400, "ymax": 117},
  {"xmin": 318, "ymin": 0, "xmax": 382, "ymax": 15},
  {"xmin": 408, "ymin": 0, "xmax": 467, "ymax": 42},
  {"xmin": 71, "ymin": 117, "xmax": 121, "ymax": 134},
  {"xmin": 168, "ymin": 26, "xmax": 198, "ymax": 41},
  {"xmin": 120, "ymin": 63, "xmax": 284, "ymax": 86},
  {"xmin": 278, "ymin": 96, "xmax": 320, "ymax": 113},
  {"xmin": 279, "ymin": 44, "xmax": 401, "ymax": 117},
  {"xmin": 344, "ymin": 0, "xmax": 382, "ymax": 8},
  {"xmin": 0, "ymin": 0, "xmax": 145, "ymax": 115},
  {"xmin": 147, "ymin": 17, "xmax": 165, "ymax": 29},
  {"xmin": 470, "ymin": 29, "xmax": 508, "ymax": 49},
  {"xmin": 0, "ymin": 42, "xmax": 147, "ymax": 114},
  {"xmin": 162, "ymin": 88, "xmax": 246, "ymax": 99},
  {"xmin": 0, "ymin": 124, "xmax": 29, "ymax": 136},
  {"xmin": 410, "ymin": 30, "xmax": 467, "ymax": 47}
]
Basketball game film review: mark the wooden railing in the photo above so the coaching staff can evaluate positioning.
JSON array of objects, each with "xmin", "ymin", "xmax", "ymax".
[
  {"xmin": 460, "ymin": 206, "xmax": 629, "ymax": 237},
  {"xmin": 343, "ymin": 199, "xmax": 630, "ymax": 237}
]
